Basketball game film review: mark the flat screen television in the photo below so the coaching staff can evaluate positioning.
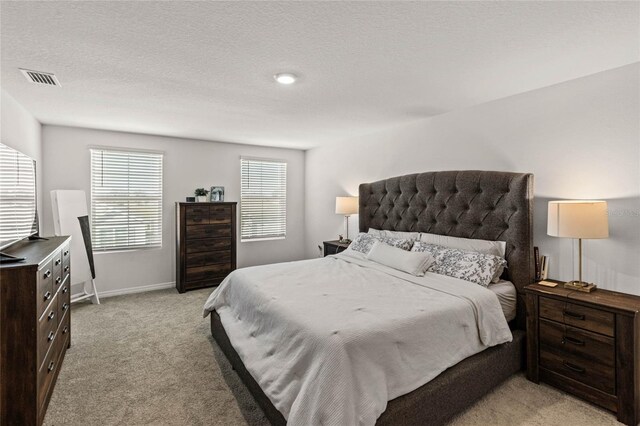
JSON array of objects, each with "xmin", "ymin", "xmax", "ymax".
[{"xmin": 0, "ymin": 142, "xmax": 39, "ymax": 252}]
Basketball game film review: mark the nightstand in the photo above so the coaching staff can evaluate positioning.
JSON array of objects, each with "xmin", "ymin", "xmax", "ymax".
[
  {"xmin": 323, "ymin": 240, "xmax": 350, "ymax": 257},
  {"xmin": 525, "ymin": 281, "xmax": 640, "ymax": 425}
]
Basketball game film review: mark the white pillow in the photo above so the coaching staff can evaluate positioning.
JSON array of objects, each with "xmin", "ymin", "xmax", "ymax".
[
  {"xmin": 419, "ymin": 232, "xmax": 506, "ymax": 258},
  {"xmin": 368, "ymin": 228, "xmax": 421, "ymax": 241},
  {"xmin": 341, "ymin": 232, "xmax": 413, "ymax": 259},
  {"xmin": 367, "ymin": 241, "xmax": 434, "ymax": 276},
  {"xmin": 411, "ymin": 241, "xmax": 507, "ymax": 287}
]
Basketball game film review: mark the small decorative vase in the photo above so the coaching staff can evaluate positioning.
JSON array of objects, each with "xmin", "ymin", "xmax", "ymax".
[{"xmin": 196, "ymin": 196, "xmax": 207, "ymax": 202}]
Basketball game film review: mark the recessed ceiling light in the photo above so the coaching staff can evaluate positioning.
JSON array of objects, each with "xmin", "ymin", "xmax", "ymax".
[{"xmin": 274, "ymin": 73, "xmax": 297, "ymax": 85}]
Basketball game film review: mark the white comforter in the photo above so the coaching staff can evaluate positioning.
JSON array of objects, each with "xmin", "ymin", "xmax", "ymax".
[{"xmin": 203, "ymin": 254, "xmax": 512, "ymax": 426}]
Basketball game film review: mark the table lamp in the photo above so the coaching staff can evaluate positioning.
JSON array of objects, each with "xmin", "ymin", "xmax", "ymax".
[
  {"xmin": 335, "ymin": 196, "xmax": 358, "ymax": 243},
  {"xmin": 547, "ymin": 200, "xmax": 608, "ymax": 292}
]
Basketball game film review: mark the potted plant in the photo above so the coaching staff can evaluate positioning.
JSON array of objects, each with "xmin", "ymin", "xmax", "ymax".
[{"xmin": 194, "ymin": 188, "xmax": 209, "ymax": 202}]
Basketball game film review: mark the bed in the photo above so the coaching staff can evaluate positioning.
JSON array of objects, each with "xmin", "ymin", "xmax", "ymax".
[{"xmin": 205, "ymin": 170, "xmax": 534, "ymax": 425}]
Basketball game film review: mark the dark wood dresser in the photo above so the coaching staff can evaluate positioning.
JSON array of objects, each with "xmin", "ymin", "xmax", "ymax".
[
  {"xmin": 525, "ymin": 282, "xmax": 640, "ymax": 425},
  {"xmin": 175, "ymin": 202, "xmax": 237, "ymax": 293},
  {"xmin": 0, "ymin": 236, "xmax": 72, "ymax": 425}
]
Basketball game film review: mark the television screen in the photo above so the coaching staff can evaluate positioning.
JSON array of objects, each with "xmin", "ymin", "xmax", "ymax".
[{"xmin": 0, "ymin": 143, "xmax": 38, "ymax": 251}]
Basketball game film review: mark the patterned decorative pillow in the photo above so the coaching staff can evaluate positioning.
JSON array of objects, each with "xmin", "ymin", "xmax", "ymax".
[
  {"xmin": 411, "ymin": 241, "xmax": 507, "ymax": 287},
  {"xmin": 347, "ymin": 232, "xmax": 414, "ymax": 255}
]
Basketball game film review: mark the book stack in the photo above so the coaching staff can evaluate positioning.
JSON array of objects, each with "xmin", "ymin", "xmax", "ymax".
[{"xmin": 534, "ymin": 246, "xmax": 549, "ymax": 281}]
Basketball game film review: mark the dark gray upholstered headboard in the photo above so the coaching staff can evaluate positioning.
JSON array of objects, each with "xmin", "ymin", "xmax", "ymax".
[{"xmin": 359, "ymin": 170, "xmax": 534, "ymax": 329}]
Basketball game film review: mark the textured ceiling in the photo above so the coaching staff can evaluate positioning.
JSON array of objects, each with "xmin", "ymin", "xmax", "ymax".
[{"xmin": 1, "ymin": 1, "xmax": 638, "ymax": 149}]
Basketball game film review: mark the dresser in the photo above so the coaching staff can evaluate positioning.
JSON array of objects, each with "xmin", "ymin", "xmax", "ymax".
[
  {"xmin": 525, "ymin": 282, "xmax": 640, "ymax": 425},
  {"xmin": 175, "ymin": 202, "xmax": 237, "ymax": 293},
  {"xmin": 0, "ymin": 236, "xmax": 72, "ymax": 426}
]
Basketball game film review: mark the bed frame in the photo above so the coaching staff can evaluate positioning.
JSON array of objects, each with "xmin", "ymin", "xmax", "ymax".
[{"xmin": 210, "ymin": 170, "xmax": 534, "ymax": 425}]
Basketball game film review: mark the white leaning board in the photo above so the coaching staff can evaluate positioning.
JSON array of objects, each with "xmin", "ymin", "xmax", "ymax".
[{"xmin": 51, "ymin": 190, "xmax": 93, "ymax": 287}]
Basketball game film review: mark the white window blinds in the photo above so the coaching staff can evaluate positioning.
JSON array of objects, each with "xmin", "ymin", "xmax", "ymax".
[
  {"xmin": 90, "ymin": 148, "xmax": 163, "ymax": 251},
  {"xmin": 240, "ymin": 157, "xmax": 287, "ymax": 241},
  {"xmin": 0, "ymin": 143, "xmax": 37, "ymax": 244}
]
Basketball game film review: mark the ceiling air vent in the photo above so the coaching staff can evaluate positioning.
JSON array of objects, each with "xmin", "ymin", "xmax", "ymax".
[{"xmin": 20, "ymin": 69, "xmax": 61, "ymax": 87}]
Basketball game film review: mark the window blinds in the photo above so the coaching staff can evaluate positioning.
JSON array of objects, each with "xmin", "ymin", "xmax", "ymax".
[
  {"xmin": 0, "ymin": 143, "xmax": 37, "ymax": 244},
  {"xmin": 240, "ymin": 157, "xmax": 287, "ymax": 241},
  {"xmin": 90, "ymin": 148, "xmax": 163, "ymax": 251}
]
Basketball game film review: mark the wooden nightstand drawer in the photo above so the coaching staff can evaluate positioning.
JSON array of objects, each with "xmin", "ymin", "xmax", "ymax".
[
  {"xmin": 539, "ymin": 297, "xmax": 614, "ymax": 337},
  {"xmin": 539, "ymin": 319, "xmax": 614, "ymax": 367},
  {"xmin": 540, "ymin": 348, "xmax": 615, "ymax": 394}
]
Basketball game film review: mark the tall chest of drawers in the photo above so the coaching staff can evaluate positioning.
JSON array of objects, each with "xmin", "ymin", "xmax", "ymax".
[
  {"xmin": 175, "ymin": 202, "xmax": 237, "ymax": 293},
  {"xmin": 0, "ymin": 236, "xmax": 72, "ymax": 425},
  {"xmin": 525, "ymin": 282, "xmax": 640, "ymax": 425}
]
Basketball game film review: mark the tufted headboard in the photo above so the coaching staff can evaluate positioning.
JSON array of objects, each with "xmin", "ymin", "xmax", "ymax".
[{"xmin": 359, "ymin": 170, "xmax": 534, "ymax": 329}]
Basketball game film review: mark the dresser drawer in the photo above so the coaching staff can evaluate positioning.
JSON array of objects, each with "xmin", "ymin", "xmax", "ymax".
[
  {"xmin": 62, "ymin": 261, "xmax": 71, "ymax": 282},
  {"xmin": 58, "ymin": 287, "xmax": 70, "ymax": 323},
  {"xmin": 186, "ymin": 250, "xmax": 231, "ymax": 267},
  {"xmin": 186, "ymin": 224, "xmax": 231, "ymax": 240},
  {"xmin": 185, "ymin": 238, "xmax": 232, "ymax": 254},
  {"xmin": 540, "ymin": 347, "xmax": 615, "ymax": 394},
  {"xmin": 185, "ymin": 263, "xmax": 231, "ymax": 282},
  {"xmin": 62, "ymin": 243, "xmax": 71, "ymax": 271},
  {"xmin": 210, "ymin": 205, "xmax": 232, "ymax": 224},
  {"xmin": 37, "ymin": 322, "xmax": 66, "ymax": 411},
  {"xmin": 185, "ymin": 205, "xmax": 210, "ymax": 225},
  {"xmin": 53, "ymin": 256, "xmax": 64, "ymax": 293},
  {"xmin": 37, "ymin": 259, "xmax": 54, "ymax": 316},
  {"xmin": 38, "ymin": 292, "xmax": 59, "ymax": 369},
  {"xmin": 539, "ymin": 297, "xmax": 614, "ymax": 336},
  {"xmin": 539, "ymin": 318, "xmax": 614, "ymax": 367},
  {"xmin": 52, "ymin": 250, "xmax": 63, "ymax": 276}
]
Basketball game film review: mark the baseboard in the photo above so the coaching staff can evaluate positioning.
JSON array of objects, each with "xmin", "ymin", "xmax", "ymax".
[{"xmin": 71, "ymin": 281, "xmax": 175, "ymax": 299}]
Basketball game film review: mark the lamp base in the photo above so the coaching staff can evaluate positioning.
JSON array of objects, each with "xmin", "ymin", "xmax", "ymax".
[
  {"xmin": 338, "ymin": 238, "xmax": 352, "ymax": 244},
  {"xmin": 563, "ymin": 281, "xmax": 597, "ymax": 293}
]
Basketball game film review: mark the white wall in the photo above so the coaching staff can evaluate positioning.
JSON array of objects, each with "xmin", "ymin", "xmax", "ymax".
[
  {"xmin": 1, "ymin": 89, "xmax": 43, "ymax": 225},
  {"xmin": 305, "ymin": 64, "xmax": 640, "ymax": 295},
  {"xmin": 41, "ymin": 125, "xmax": 305, "ymax": 294}
]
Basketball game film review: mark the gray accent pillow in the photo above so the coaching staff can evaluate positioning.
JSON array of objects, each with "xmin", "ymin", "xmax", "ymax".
[
  {"xmin": 347, "ymin": 232, "xmax": 413, "ymax": 256},
  {"xmin": 411, "ymin": 241, "xmax": 507, "ymax": 287}
]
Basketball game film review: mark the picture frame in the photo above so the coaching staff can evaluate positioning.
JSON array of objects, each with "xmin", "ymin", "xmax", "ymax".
[{"xmin": 210, "ymin": 186, "xmax": 224, "ymax": 202}]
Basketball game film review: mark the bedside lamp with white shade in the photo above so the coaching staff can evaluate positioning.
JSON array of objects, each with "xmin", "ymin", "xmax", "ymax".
[
  {"xmin": 547, "ymin": 200, "xmax": 609, "ymax": 292},
  {"xmin": 335, "ymin": 196, "xmax": 359, "ymax": 243}
]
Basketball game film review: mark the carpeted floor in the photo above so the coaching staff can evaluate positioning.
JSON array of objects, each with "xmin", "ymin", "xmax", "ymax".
[{"xmin": 44, "ymin": 288, "xmax": 620, "ymax": 426}]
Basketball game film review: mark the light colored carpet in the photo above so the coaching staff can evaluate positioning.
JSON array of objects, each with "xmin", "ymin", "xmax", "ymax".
[{"xmin": 44, "ymin": 288, "xmax": 620, "ymax": 426}]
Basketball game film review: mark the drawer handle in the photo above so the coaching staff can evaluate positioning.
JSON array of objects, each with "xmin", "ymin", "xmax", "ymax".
[
  {"xmin": 64, "ymin": 265, "xmax": 70, "ymax": 272},
  {"xmin": 47, "ymin": 331, "xmax": 55, "ymax": 342},
  {"xmin": 62, "ymin": 303, "xmax": 69, "ymax": 312},
  {"xmin": 55, "ymin": 276, "xmax": 62, "ymax": 284},
  {"xmin": 563, "ymin": 336, "xmax": 585, "ymax": 346},
  {"xmin": 44, "ymin": 291, "xmax": 52, "ymax": 301},
  {"xmin": 63, "ymin": 326, "xmax": 69, "ymax": 334},
  {"xmin": 55, "ymin": 259, "xmax": 61, "ymax": 266},
  {"xmin": 43, "ymin": 270, "xmax": 51, "ymax": 279},
  {"xmin": 563, "ymin": 361, "xmax": 585, "ymax": 373},
  {"xmin": 47, "ymin": 311, "xmax": 55, "ymax": 321},
  {"xmin": 563, "ymin": 310, "xmax": 585, "ymax": 320},
  {"xmin": 64, "ymin": 250, "xmax": 69, "ymax": 256},
  {"xmin": 48, "ymin": 361, "xmax": 55, "ymax": 372},
  {"xmin": 62, "ymin": 286, "xmax": 68, "ymax": 294}
]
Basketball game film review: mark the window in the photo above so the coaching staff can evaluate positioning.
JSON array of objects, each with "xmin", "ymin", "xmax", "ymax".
[
  {"xmin": 90, "ymin": 148, "xmax": 163, "ymax": 251},
  {"xmin": 0, "ymin": 143, "xmax": 37, "ymax": 246},
  {"xmin": 240, "ymin": 157, "xmax": 287, "ymax": 241}
]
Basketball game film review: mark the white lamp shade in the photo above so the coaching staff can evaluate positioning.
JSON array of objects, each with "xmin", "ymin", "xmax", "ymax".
[
  {"xmin": 547, "ymin": 200, "xmax": 609, "ymax": 239},
  {"xmin": 335, "ymin": 196, "xmax": 359, "ymax": 215}
]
